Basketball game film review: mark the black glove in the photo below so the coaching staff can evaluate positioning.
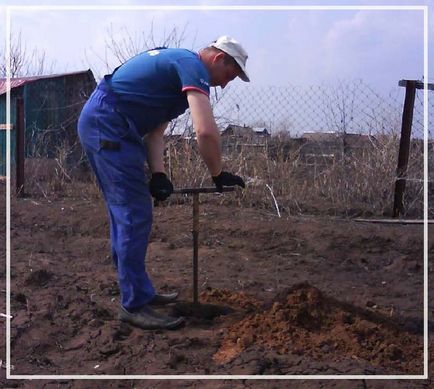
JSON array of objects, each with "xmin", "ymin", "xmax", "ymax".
[
  {"xmin": 149, "ymin": 172, "xmax": 173, "ymax": 201},
  {"xmin": 212, "ymin": 171, "xmax": 246, "ymax": 192}
]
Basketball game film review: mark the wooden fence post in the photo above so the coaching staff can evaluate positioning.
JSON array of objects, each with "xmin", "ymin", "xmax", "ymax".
[
  {"xmin": 393, "ymin": 80, "xmax": 417, "ymax": 217},
  {"xmin": 393, "ymin": 80, "xmax": 434, "ymax": 217}
]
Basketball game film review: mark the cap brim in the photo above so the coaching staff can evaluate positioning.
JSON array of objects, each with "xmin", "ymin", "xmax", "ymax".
[
  {"xmin": 239, "ymin": 71, "xmax": 250, "ymax": 82},
  {"xmin": 234, "ymin": 59, "xmax": 250, "ymax": 82}
]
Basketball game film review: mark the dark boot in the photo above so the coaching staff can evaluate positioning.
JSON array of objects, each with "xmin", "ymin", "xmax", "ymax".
[
  {"xmin": 118, "ymin": 305, "xmax": 184, "ymax": 330},
  {"xmin": 149, "ymin": 291, "xmax": 179, "ymax": 306}
]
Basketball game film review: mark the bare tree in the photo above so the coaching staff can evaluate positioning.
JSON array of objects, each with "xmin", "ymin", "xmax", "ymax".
[
  {"xmin": 86, "ymin": 21, "xmax": 195, "ymax": 77},
  {"xmin": 107, "ymin": 21, "xmax": 192, "ymax": 63},
  {"xmin": 1, "ymin": 30, "xmax": 56, "ymax": 77}
]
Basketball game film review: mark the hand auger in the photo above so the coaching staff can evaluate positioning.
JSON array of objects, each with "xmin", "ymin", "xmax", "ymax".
[{"xmin": 171, "ymin": 187, "xmax": 235, "ymax": 304}]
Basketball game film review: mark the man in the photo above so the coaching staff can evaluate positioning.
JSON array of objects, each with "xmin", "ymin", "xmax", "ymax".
[{"xmin": 77, "ymin": 35, "xmax": 248, "ymax": 330}]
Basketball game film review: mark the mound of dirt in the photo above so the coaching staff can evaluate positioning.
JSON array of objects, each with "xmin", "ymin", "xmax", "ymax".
[{"xmin": 213, "ymin": 283, "xmax": 423, "ymax": 374}]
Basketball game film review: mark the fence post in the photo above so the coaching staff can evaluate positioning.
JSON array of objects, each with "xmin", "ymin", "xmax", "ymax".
[
  {"xmin": 393, "ymin": 80, "xmax": 417, "ymax": 217},
  {"xmin": 16, "ymin": 97, "xmax": 25, "ymax": 197}
]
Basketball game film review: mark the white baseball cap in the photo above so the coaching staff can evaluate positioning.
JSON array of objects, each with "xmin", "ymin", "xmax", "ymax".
[{"xmin": 211, "ymin": 35, "xmax": 250, "ymax": 82}]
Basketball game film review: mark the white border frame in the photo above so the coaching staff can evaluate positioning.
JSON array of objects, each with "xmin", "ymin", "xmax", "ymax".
[{"xmin": 4, "ymin": 4, "xmax": 429, "ymax": 381}]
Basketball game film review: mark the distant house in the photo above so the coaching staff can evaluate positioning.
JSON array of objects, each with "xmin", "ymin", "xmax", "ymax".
[
  {"xmin": 164, "ymin": 130, "xmax": 197, "ymax": 150},
  {"xmin": 299, "ymin": 132, "xmax": 376, "ymax": 165},
  {"xmin": 267, "ymin": 136, "xmax": 305, "ymax": 161},
  {"xmin": 0, "ymin": 70, "xmax": 96, "ymax": 175},
  {"xmin": 221, "ymin": 124, "xmax": 270, "ymax": 153}
]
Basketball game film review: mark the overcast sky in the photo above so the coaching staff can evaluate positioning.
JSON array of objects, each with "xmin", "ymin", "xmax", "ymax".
[{"xmin": 0, "ymin": 0, "xmax": 432, "ymax": 90}]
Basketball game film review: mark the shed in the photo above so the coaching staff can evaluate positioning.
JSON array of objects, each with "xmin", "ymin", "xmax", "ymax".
[
  {"xmin": 221, "ymin": 124, "xmax": 270, "ymax": 153},
  {"xmin": 0, "ymin": 70, "xmax": 96, "ymax": 175}
]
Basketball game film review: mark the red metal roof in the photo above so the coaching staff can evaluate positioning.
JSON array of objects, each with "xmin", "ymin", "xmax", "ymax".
[
  {"xmin": 0, "ymin": 77, "xmax": 40, "ymax": 95},
  {"xmin": 0, "ymin": 70, "xmax": 93, "ymax": 96}
]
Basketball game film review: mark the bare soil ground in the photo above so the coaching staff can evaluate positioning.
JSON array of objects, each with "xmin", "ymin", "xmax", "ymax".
[{"xmin": 0, "ymin": 181, "xmax": 433, "ymax": 388}]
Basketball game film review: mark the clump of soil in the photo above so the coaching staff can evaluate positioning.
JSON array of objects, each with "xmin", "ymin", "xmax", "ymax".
[
  {"xmin": 213, "ymin": 283, "xmax": 423, "ymax": 374},
  {"xmin": 24, "ymin": 269, "xmax": 53, "ymax": 286}
]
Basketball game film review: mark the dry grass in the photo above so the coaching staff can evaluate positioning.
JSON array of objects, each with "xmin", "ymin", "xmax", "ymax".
[
  {"xmin": 164, "ymin": 133, "xmax": 425, "ymax": 218},
  {"xmin": 18, "ymin": 133, "xmax": 426, "ymax": 218},
  {"xmin": 17, "ymin": 138, "xmax": 100, "ymax": 201}
]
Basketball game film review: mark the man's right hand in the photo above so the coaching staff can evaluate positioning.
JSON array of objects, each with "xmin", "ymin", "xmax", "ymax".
[
  {"xmin": 149, "ymin": 172, "xmax": 174, "ymax": 201},
  {"xmin": 212, "ymin": 171, "xmax": 245, "ymax": 192}
]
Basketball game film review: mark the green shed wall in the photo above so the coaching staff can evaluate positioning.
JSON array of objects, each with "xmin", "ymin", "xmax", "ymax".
[{"xmin": 0, "ymin": 70, "xmax": 95, "ymax": 177}]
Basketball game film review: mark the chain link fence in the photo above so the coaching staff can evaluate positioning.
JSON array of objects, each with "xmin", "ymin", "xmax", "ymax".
[{"xmin": 171, "ymin": 79, "xmax": 432, "ymax": 139}]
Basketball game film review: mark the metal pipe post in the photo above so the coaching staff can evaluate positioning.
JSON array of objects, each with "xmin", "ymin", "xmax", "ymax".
[
  {"xmin": 192, "ymin": 193, "xmax": 199, "ymax": 304},
  {"xmin": 16, "ymin": 97, "xmax": 25, "ymax": 197}
]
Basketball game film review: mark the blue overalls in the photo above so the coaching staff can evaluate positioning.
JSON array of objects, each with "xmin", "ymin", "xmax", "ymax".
[
  {"xmin": 77, "ymin": 48, "xmax": 210, "ymax": 312},
  {"xmin": 78, "ymin": 79, "xmax": 155, "ymax": 311}
]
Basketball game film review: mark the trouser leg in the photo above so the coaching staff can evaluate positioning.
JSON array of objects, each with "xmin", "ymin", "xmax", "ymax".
[
  {"xmin": 108, "ymin": 201, "xmax": 155, "ymax": 309},
  {"xmin": 82, "ymin": 149, "xmax": 119, "ymax": 270},
  {"xmin": 83, "ymin": 145, "xmax": 156, "ymax": 310}
]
